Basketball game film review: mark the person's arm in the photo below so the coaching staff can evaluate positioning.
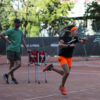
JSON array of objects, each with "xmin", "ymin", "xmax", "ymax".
[
  {"xmin": 58, "ymin": 40, "xmax": 76, "ymax": 48},
  {"xmin": 22, "ymin": 38, "xmax": 30, "ymax": 52},
  {"xmin": 0, "ymin": 32, "xmax": 11, "ymax": 44},
  {"xmin": 78, "ymin": 37, "xmax": 88, "ymax": 44}
]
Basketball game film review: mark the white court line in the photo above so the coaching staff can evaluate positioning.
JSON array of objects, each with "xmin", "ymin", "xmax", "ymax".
[
  {"xmin": 24, "ymin": 94, "xmax": 58, "ymax": 100},
  {"xmin": 24, "ymin": 86, "xmax": 100, "ymax": 100}
]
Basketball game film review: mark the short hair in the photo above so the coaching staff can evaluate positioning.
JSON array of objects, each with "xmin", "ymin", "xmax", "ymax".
[
  {"xmin": 59, "ymin": 24, "xmax": 76, "ymax": 37},
  {"xmin": 14, "ymin": 19, "xmax": 21, "ymax": 23},
  {"xmin": 65, "ymin": 25, "xmax": 76, "ymax": 31}
]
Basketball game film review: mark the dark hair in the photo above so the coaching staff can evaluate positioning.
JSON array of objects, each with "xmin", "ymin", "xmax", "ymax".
[
  {"xmin": 59, "ymin": 24, "xmax": 76, "ymax": 37},
  {"xmin": 66, "ymin": 25, "xmax": 76, "ymax": 31},
  {"xmin": 14, "ymin": 19, "xmax": 21, "ymax": 23}
]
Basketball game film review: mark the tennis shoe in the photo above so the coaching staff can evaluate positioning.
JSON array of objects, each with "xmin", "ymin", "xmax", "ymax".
[
  {"xmin": 2, "ymin": 74, "xmax": 9, "ymax": 84},
  {"xmin": 12, "ymin": 78, "xmax": 18, "ymax": 84},
  {"xmin": 59, "ymin": 86, "xmax": 67, "ymax": 95}
]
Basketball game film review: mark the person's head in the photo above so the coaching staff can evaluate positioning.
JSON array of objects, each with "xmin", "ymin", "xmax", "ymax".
[
  {"xmin": 59, "ymin": 25, "xmax": 78, "ymax": 38},
  {"xmin": 14, "ymin": 19, "xmax": 21, "ymax": 28},
  {"xmin": 66, "ymin": 25, "xmax": 78, "ymax": 37}
]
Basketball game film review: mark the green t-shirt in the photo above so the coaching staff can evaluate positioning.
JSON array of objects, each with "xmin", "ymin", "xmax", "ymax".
[{"xmin": 4, "ymin": 28, "xmax": 24, "ymax": 52}]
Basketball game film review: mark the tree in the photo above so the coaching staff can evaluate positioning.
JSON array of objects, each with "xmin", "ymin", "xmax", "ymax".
[
  {"xmin": 0, "ymin": 0, "xmax": 75, "ymax": 37},
  {"xmin": 17, "ymin": 0, "xmax": 40, "ymax": 37},
  {"xmin": 0, "ymin": 0, "xmax": 12, "ymax": 31},
  {"xmin": 34, "ymin": 0, "xmax": 74, "ymax": 36},
  {"xmin": 18, "ymin": 0, "xmax": 74, "ymax": 37},
  {"xmin": 84, "ymin": 1, "xmax": 100, "ymax": 33}
]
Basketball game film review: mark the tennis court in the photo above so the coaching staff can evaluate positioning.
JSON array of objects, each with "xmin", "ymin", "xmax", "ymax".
[
  {"xmin": 0, "ymin": 56, "xmax": 100, "ymax": 100},
  {"xmin": 0, "ymin": 0, "xmax": 100, "ymax": 100}
]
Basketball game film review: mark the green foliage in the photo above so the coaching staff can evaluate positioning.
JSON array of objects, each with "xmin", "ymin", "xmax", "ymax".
[
  {"xmin": 85, "ymin": 1, "xmax": 100, "ymax": 33},
  {"xmin": 0, "ymin": 0, "xmax": 74, "ymax": 37},
  {"xmin": 0, "ymin": 1, "xmax": 11, "ymax": 31},
  {"xmin": 33, "ymin": 0, "xmax": 74, "ymax": 36}
]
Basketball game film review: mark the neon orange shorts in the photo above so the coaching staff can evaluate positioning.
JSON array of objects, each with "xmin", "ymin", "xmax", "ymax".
[{"xmin": 58, "ymin": 56, "xmax": 72, "ymax": 67}]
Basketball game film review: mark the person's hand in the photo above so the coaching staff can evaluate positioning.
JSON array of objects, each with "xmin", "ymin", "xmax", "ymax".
[
  {"xmin": 8, "ymin": 40, "xmax": 11, "ymax": 44},
  {"xmin": 82, "ymin": 37, "xmax": 88, "ymax": 43},
  {"xmin": 26, "ymin": 48, "xmax": 31, "ymax": 53},
  {"xmin": 70, "ymin": 43, "xmax": 76, "ymax": 47},
  {"xmin": 82, "ymin": 37, "xmax": 88, "ymax": 41}
]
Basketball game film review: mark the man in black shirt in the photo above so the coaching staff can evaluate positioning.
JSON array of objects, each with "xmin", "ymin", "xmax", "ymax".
[{"xmin": 43, "ymin": 25, "xmax": 88, "ymax": 95}]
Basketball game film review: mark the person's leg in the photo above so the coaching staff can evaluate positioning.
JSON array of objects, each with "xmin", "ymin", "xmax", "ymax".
[
  {"xmin": 52, "ymin": 68, "xmax": 64, "ymax": 75},
  {"xmin": 8, "ymin": 51, "xmax": 21, "ymax": 84},
  {"xmin": 43, "ymin": 56, "xmax": 72, "ymax": 95},
  {"xmin": 8, "ymin": 51, "xmax": 21, "ymax": 74},
  {"xmin": 7, "ymin": 60, "xmax": 21, "ymax": 75},
  {"xmin": 43, "ymin": 56, "xmax": 66, "ymax": 75},
  {"xmin": 43, "ymin": 63, "xmax": 70, "ymax": 95},
  {"xmin": 44, "ymin": 63, "xmax": 70, "ymax": 86},
  {"xmin": 61, "ymin": 64, "xmax": 71, "ymax": 87},
  {"xmin": 43, "ymin": 64, "xmax": 64, "ymax": 75},
  {"xmin": 9, "ymin": 51, "xmax": 21, "ymax": 84},
  {"xmin": 9, "ymin": 60, "xmax": 15, "ymax": 79},
  {"xmin": 2, "ymin": 51, "xmax": 15, "ymax": 84},
  {"xmin": 13, "ymin": 61, "xmax": 21, "ymax": 84},
  {"xmin": 52, "ymin": 56, "xmax": 70, "ymax": 76},
  {"xmin": 7, "ymin": 60, "xmax": 21, "ymax": 84},
  {"xmin": 59, "ymin": 57, "xmax": 72, "ymax": 95},
  {"xmin": 58, "ymin": 64, "xmax": 71, "ymax": 95}
]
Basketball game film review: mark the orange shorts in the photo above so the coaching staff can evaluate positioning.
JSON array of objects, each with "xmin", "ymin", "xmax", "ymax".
[{"xmin": 58, "ymin": 56, "xmax": 72, "ymax": 67}]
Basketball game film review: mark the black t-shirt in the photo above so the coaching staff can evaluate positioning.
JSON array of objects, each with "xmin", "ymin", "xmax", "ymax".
[{"xmin": 58, "ymin": 36, "xmax": 79, "ymax": 57}]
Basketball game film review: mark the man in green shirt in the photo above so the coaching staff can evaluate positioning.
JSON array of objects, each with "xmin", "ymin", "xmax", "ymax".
[{"xmin": 0, "ymin": 19, "xmax": 29, "ymax": 84}]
